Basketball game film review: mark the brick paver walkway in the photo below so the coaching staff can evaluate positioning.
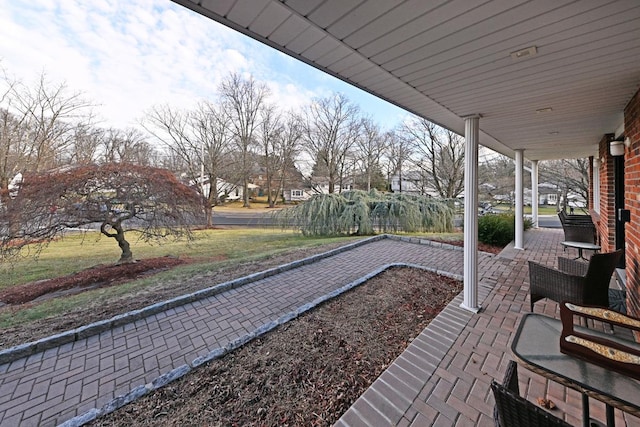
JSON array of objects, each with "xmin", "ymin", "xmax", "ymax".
[
  {"xmin": 0, "ymin": 236, "xmax": 496, "ymax": 426},
  {"xmin": 2, "ymin": 230, "xmax": 639, "ymax": 426}
]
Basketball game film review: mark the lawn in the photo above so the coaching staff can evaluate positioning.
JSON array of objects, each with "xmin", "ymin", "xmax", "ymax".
[
  {"xmin": 0, "ymin": 228, "xmax": 357, "ymax": 289},
  {"xmin": 492, "ymin": 204, "xmax": 561, "ymax": 215},
  {"xmin": 0, "ymin": 228, "xmax": 463, "ymax": 345}
]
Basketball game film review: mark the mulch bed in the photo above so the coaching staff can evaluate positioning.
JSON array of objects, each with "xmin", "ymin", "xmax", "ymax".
[
  {"xmin": 0, "ymin": 257, "xmax": 186, "ymax": 304},
  {"xmin": 90, "ymin": 266, "xmax": 462, "ymax": 427}
]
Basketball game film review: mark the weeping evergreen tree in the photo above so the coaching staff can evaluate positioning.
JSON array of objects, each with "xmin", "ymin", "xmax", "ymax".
[{"xmin": 273, "ymin": 190, "xmax": 453, "ymax": 236}]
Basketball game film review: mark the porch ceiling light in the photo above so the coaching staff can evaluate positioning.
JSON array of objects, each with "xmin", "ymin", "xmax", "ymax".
[
  {"xmin": 510, "ymin": 46, "xmax": 538, "ymax": 60},
  {"xmin": 610, "ymin": 140, "xmax": 625, "ymax": 156}
]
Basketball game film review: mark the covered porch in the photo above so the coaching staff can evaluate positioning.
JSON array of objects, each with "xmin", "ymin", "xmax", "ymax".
[
  {"xmin": 168, "ymin": 1, "xmax": 640, "ymax": 425},
  {"xmin": 173, "ymin": 0, "xmax": 640, "ymax": 316},
  {"xmin": 338, "ymin": 228, "xmax": 637, "ymax": 426}
]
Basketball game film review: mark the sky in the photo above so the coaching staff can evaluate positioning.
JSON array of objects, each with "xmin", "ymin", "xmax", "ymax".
[{"xmin": 0, "ymin": 0, "xmax": 410, "ymax": 133}]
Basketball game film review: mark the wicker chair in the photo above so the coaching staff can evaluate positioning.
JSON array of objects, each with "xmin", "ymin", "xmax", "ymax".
[
  {"xmin": 492, "ymin": 361, "xmax": 571, "ymax": 427},
  {"xmin": 557, "ymin": 212, "xmax": 597, "ymax": 244},
  {"xmin": 528, "ymin": 250, "xmax": 623, "ymax": 311},
  {"xmin": 558, "ymin": 210, "xmax": 593, "ymax": 224}
]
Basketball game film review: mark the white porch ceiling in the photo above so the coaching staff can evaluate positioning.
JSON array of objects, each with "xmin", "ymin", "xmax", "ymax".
[{"xmin": 172, "ymin": 0, "xmax": 640, "ymax": 160}]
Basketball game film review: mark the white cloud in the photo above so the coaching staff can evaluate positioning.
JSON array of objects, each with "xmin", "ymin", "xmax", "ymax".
[{"xmin": 0, "ymin": 0, "xmax": 409, "ymax": 133}]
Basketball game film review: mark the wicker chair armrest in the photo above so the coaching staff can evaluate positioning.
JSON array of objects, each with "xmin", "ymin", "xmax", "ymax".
[
  {"xmin": 491, "ymin": 380, "xmax": 571, "ymax": 427},
  {"xmin": 503, "ymin": 360, "xmax": 519, "ymax": 394},
  {"xmin": 557, "ymin": 257, "xmax": 588, "ymax": 276}
]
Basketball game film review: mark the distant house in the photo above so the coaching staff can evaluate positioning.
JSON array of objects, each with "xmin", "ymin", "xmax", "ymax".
[
  {"xmin": 390, "ymin": 171, "xmax": 421, "ymax": 194},
  {"xmin": 284, "ymin": 188, "xmax": 312, "ymax": 202},
  {"xmin": 538, "ymin": 182, "xmax": 560, "ymax": 206},
  {"xmin": 249, "ymin": 157, "xmax": 311, "ymax": 204},
  {"xmin": 189, "ymin": 176, "xmax": 244, "ymax": 203},
  {"xmin": 310, "ymin": 180, "xmax": 352, "ymax": 194},
  {"xmin": 390, "ymin": 171, "xmax": 440, "ymax": 196}
]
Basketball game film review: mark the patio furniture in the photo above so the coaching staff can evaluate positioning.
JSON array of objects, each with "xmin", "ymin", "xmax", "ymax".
[
  {"xmin": 558, "ymin": 212, "xmax": 597, "ymax": 245},
  {"xmin": 528, "ymin": 250, "xmax": 623, "ymax": 311},
  {"xmin": 560, "ymin": 241, "xmax": 601, "ymax": 260},
  {"xmin": 512, "ymin": 312, "xmax": 640, "ymax": 427},
  {"xmin": 491, "ymin": 360, "xmax": 571, "ymax": 427},
  {"xmin": 558, "ymin": 210, "xmax": 594, "ymax": 224}
]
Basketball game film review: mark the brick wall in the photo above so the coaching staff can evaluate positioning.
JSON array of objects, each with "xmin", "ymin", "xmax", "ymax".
[
  {"xmin": 625, "ymin": 88, "xmax": 640, "ymax": 318},
  {"xmin": 597, "ymin": 134, "xmax": 616, "ymax": 253},
  {"xmin": 588, "ymin": 156, "xmax": 594, "ymax": 210}
]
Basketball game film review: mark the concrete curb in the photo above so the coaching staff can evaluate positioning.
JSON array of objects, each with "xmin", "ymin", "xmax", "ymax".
[
  {"xmin": 3, "ymin": 233, "xmax": 470, "ymax": 365},
  {"xmin": 59, "ymin": 259, "xmax": 463, "ymax": 427},
  {"xmin": 0, "ymin": 234, "xmax": 387, "ymax": 366}
]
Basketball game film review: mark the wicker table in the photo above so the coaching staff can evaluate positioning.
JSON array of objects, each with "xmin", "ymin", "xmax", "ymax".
[
  {"xmin": 561, "ymin": 241, "xmax": 601, "ymax": 260},
  {"xmin": 511, "ymin": 314, "xmax": 640, "ymax": 427}
]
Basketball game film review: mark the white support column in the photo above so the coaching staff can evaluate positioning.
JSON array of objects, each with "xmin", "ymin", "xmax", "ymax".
[
  {"xmin": 462, "ymin": 115, "xmax": 481, "ymax": 313},
  {"xmin": 531, "ymin": 160, "xmax": 539, "ymax": 228},
  {"xmin": 514, "ymin": 149, "xmax": 524, "ymax": 250},
  {"xmin": 593, "ymin": 158, "xmax": 601, "ymax": 213}
]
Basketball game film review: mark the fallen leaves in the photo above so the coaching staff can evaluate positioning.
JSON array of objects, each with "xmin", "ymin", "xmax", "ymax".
[
  {"xmin": 90, "ymin": 266, "xmax": 462, "ymax": 426},
  {"xmin": 537, "ymin": 397, "xmax": 557, "ymax": 409}
]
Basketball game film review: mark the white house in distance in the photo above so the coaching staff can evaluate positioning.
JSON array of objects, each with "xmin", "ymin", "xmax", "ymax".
[{"xmin": 389, "ymin": 171, "xmax": 441, "ymax": 197}]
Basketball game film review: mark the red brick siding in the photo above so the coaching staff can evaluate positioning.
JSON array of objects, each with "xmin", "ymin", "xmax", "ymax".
[
  {"xmin": 588, "ymin": 156, "xmax": 594, "ymax": 210},
  {"xmin": 598, "ymin": 134, "xmax": 616, "ymax": 253},
  {"xmin": 625, "ymin": 89, "xmax": 640, "ymax": 318}
]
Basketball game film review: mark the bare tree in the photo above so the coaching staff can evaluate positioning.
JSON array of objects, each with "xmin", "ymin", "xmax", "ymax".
[
  {"xmin": 302, "ymin": 93, "xmax": 360, "ymax": 194},
  {"xmin": 101, "ymin": 128, "xmax": 156, "ymax": 165},
  {"xmin": 9, "ymin": 73, "xmax": 93, "ymax": 173},
  {"xmin": 257, "ymin": 104, "xmax": 283, "ymax": 207},
  {"xmin": 563, "ymin": 158, "xmax": 589, "ymax": 203},
  {"xmin": 0, "ymin": 72, "xmax": 22, "ymax": 190},
  {"xmin": 401, "ymin": 117, "xmax": 464, "ymax": 198},
  {"xmin": 0, "ymin": 71, "xmax": 92, "ymax": 209},
  {"xmin": 478, "ymin": 154, "xmax": 515, "ymax": 204},
  {"xmin": 219, "ymin": 73, "xmax": 270, "ymax": 207},
  {"xmin": 144, "ymin": 102, "xmax": 231, "ymax": 226},
  {"xmin": 1, "ymin": 163, "xmax": 203, "ymax": 263},
  {"xmin": 144, "ymin": 105, "xmax": 198, "ymax": 174},
  {"xmin": 0, "ymin": 74, "xmax": 24, "ymax": 192},
  {"xmin": 275, "ymin": 111, "xmax": 304, "ymax": 202},
  {"xmin": 383, "ymin": 129, "xmax": 413, "ymax": 193},
  {"xmin": 355, "ymin": 117, "xmax": 388, "ymax": 191},
  {"xmin": 192, "ymin": 100, "xmax": 233, "ymax": 210},
  {"xmin": 67, "ymin": 123, "xmax": 103, "ymax": 165},
  {"xmin": 540, "ymin": 158, "xmax": 589, "ymax": 211},
  {"xmin": 0, "ymin": 108, "xmax": 29, "ymax": 193}
]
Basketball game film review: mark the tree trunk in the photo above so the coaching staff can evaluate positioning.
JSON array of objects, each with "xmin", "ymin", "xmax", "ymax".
[
  {"xmin": 204, "ymin": 205, "xmax": 213, "ymax": 228},
  {"xmin": 116, "ymin": 232, "xmax": 133, "ymax": 263},
  {"xmin": 243, "ymin": 179, "xmax": 250, "ymax": 208},
  {"xmin": 267, "ymin": 177, "xmax": 275, "ymax": 208},
  {"xmin": 101, "ymin": 221, "xmax": 133, "ymax": 263}
]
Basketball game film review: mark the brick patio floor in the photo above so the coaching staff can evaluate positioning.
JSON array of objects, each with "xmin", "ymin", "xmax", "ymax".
[
  {"xmin": 337, "ymin": 229, "xmax": 640, "ymax": 427},
  {"xmin": 0, "ymin": 229, "xmax": 639, "ymax": 426}
]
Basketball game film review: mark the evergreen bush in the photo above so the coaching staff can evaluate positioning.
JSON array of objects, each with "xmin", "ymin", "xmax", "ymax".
[{"xmin": 478, "ymin": 213, "xmax": 531, "ymax": 246}]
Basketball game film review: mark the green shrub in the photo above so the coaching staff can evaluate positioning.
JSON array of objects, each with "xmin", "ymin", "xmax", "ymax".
[
  {"xmin": 272, "ymin": 190, "xmax": 454, "ymax": 237},
  {"xmin": 478, "ymin": 213, "xmax": 532, "ymax": 246}
]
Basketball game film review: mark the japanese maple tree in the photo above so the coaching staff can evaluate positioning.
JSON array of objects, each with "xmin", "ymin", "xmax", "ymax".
[{"xmin": 1, "ymin": 163, "xmax": 204, "ymax": 262}]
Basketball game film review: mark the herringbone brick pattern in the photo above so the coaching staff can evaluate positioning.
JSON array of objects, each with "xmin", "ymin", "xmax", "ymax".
[
  {"xmin": 337, "ymin": 229, "xmax": 640, "ymax": 427},
  {"xmin": 0, "ymin": 237, "xmax": 488, "ymax": 426},
  {"xmin": 2, "ymin": 230, "xmax": 639, "ymax": 426}
]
